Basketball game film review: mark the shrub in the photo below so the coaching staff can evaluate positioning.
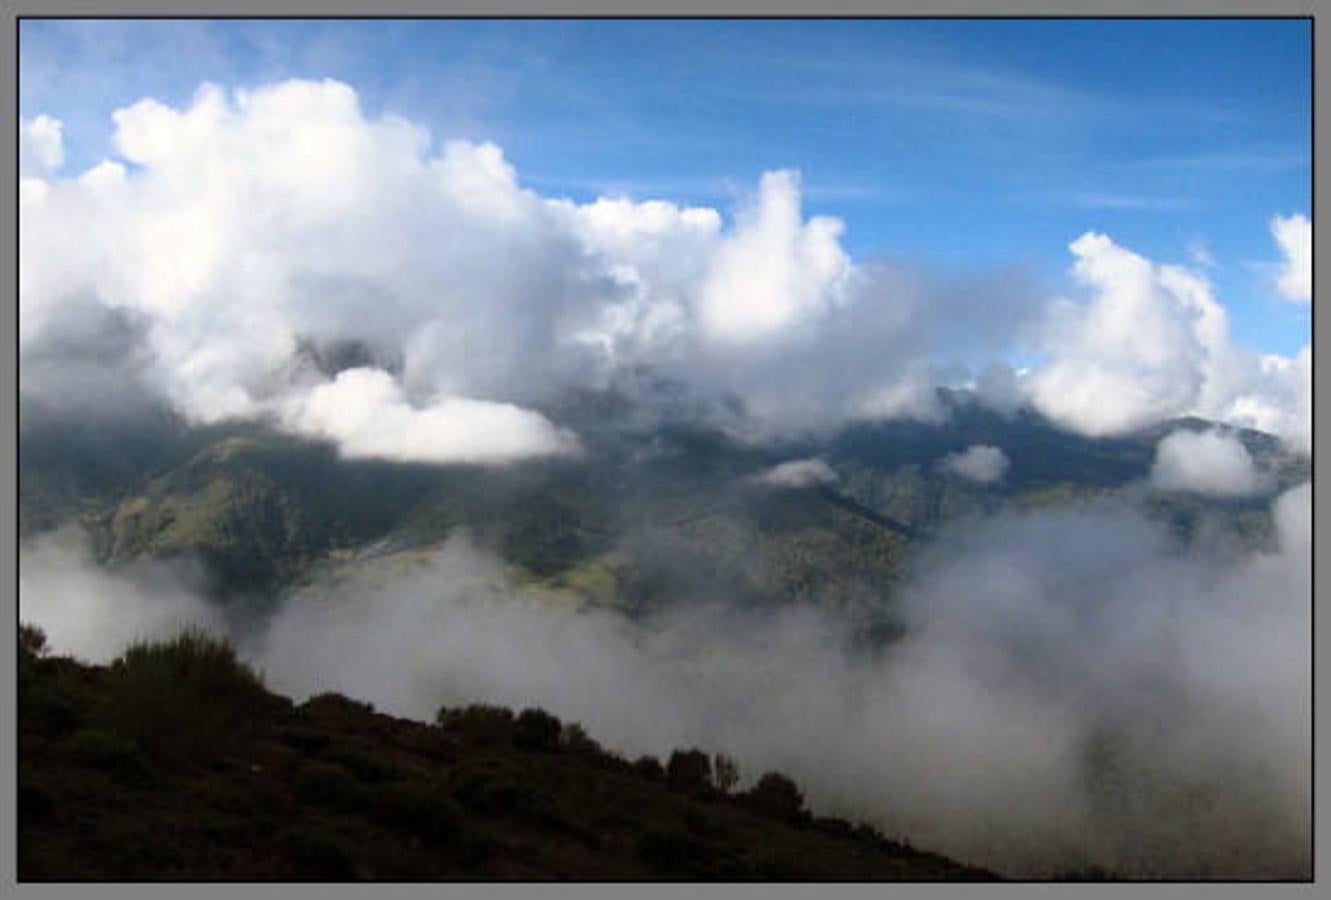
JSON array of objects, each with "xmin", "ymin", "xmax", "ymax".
[
  {"xmin": 446, "ymin": 756, "xmax": 562, "ymax": 826},
  {"xmin": 292, "ymin": 760, "xmax": 369, "ymax": 812},
  {"xmin": 437, "ymin": 704, "xmax": 515, "ymax": 747},
  {"xmin": 103, "ymin": 627, "xmax": 269, "ymax": 767},
  {"xmin": 633, "ymin": 755, "xmax": 665, "ymax": 781},
  {"xmin": 20, "ymin": 679, "xmax": 83, "ymax": 733},
  {"xmin": 17, "ymin": 775, "xmax": 52, "ymax": 822},
  {"xmin": 558, "ymin": 722, "xmax": 602, "ymax": 756},
  {"xmin": 712, "ymin": 753, "xmax": 740, "ymax": 793},
  {"xmin": 278, "ymin": 830, "xmax": 357, "ymax": 880},
  {"xmin": 742, "ymin": 771, "xmax": 806, "ymax": 823},
  {"xmin": 666, "ymin": 748, "xmax": 712, "ymax": 796},
  {"xmin": 753, "ymin": 849, "xmax": 816, "ymax": 880},
  {"xmin": 325, "ymin": 742, "xmax": 402, "ymax": 784},
  {"xmin": 1058, "ymin": 866, "xmax": 1115, "ymax": 881},
  {"xmin": 636, "ymin": 827, "xmax": 705, "ymax": 876},
  {"xmin": 683, "ymin": 804, "xmax": 714, "ymax": 835},
  {"xmin": 814, "ymin": 816, "xmax": 856, "ymax": 838},
  {"xmin": 302, "ymin": 692, "xmax": 375, "ymax": 719},
  {"xmin": 447, "ymin": 759, "xmax": 535, "ymax": 814},
  {"xmin": 282, "ymin": 728, "xmax": 332, "ymax": 754},
  {"xmin": 514, "ymin": 708, "xmax": 562, "ymax": 752},
  {"xmin": 19, "ymin": 623, "xmax": 47, "ymax": 657},
  {"xmin": 18, "ymin": 623, "xmax": 50, "ymax": 701},
  {"xmin": 66, "ymin": 728, "xmax": 152, "ymax": 784},
  {"xmin": 375, "ymin": 780, "xmax": 464, "ymax": 844},
  {"xmin": 854, "ymin": 822, "xmax": 885, "ymax": 843}
]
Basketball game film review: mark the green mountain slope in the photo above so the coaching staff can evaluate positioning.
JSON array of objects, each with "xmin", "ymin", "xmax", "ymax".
[{"xmin": 19, "ymin": 388, "xmax": 1308, "ymax": 614}]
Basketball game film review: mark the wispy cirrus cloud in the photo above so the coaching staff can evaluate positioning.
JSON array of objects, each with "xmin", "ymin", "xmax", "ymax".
[
  {"xmin": 521, "ymin": 172, "xmax": 910, "ymax": 206},
  {"xmin": 1119, "ymin": 148, "xmax": 1309, "ymax": 176},
  {"xmin": 1065, "ymin": 192, "xmax": 1197, "ymax": 213},
  {"xmin": 1018, "ymin": 190, "xmax": 1197, "ymax": 214},
  {"xmin": 707, "ymin": 33, "xmax": 1243, "ymax": 132}
]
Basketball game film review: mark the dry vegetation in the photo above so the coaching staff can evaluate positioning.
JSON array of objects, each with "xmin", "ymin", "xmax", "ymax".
[{"xmin": 18, "ymin": 623, "xmax": 995, "ymax": 882}]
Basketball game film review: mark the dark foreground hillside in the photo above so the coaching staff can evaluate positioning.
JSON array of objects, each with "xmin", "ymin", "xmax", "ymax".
[{"xmin": 18, "ymin": 626, "xmax": 995, "ymax": 882}]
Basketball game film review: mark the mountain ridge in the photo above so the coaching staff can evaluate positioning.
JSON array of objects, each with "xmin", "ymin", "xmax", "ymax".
[
  {"xmin": 19, "ymin": 387, "xmax": 1308, "ymax": 614},
  {"xmin": 18, "ymin": 626, "xmax": 998, "ymax": 881}
]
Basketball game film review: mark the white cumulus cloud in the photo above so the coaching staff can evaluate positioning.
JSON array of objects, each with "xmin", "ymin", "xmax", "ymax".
[
  {"xmin": 696, "ymin": 170, "xmax": 851, "ymax": 344},
  {"xmin": 17, "ymin": 78, "xmax": 1311, "ymax": 460},
  {"xmin": 282, "ymin": 366, "xmax": 580, "ymax": 465},
  {"xmin": 20, "ymin": 80, "xmax": 898, "ymax": 460},
  {"xmin": 19, "ymin": 114, "xmax": 64, "ymax": 177},
  {"xmin": 757, "ymin": 457, "xmax": 840, "ymax": 488},
  {"xmin": 1149, "ymin": 428, "xmax": 1268, "ymax": 498},
  {"xmin": 1027, "ymin": 232, "xmax": 1229, "ymax": 437},
  {"xmin": 1024, "ymin": 231, "xmax": 1311, "ymax": 455},
  {"xmin": 1271, "ymin": 214, "xmax": 1311, "ymax": 304},
  {"xmin": 941, "ymin": 444, "xmax": 1010, "ymax": 483}
]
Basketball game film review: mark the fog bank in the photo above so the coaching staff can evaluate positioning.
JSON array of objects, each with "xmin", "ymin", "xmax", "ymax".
[{"xmin": 20, "ymin": 483, "xmax": 1308, "ymax": 878}]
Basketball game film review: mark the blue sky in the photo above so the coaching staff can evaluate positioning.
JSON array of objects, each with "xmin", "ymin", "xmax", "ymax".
[{"xmin": 20, "ymin": 18, "xmax": 1311, "ymax": 356}]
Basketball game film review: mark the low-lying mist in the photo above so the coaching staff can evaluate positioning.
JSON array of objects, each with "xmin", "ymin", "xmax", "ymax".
[
  {"xmin": 18, "ymin": 484, "xmax": 1310, "ymax": 879},
  {"xmin": 18, "ymin": 525, "xmax": 224, "ymax": 660}
]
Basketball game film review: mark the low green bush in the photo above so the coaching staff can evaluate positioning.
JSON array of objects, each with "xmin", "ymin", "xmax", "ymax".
[
  {"xmin": 514, "ymin": 708, "xmax": 562, "ymax": 752},
  {"xmin": 278, "ymin": 829, "xmax": 358, "ymax": 880},
  {"xmin": 437, "ymin": 704, "xmax": 515, "ymax": 747},
  {"xmin": 19, "ymin": 623, "xmax": 47, "ymax": 657},
  {"xmin": 17, "ymin": 774, "xmax": 52, "ymax": 822},
  {"xmin": 558, "ymin": 721, "xmax": 602, "ymax": 756},
  {"xmin": 448, "ymin": 759, "xmax": 531, "ymax": 813},
  {"xmin": 66, "ymin": 728, "xmax": 152, "ymax": 784},
  {"xmin": 742, "ymin": 771, "xmax": 807, "ymax": 824},
  {"xmin": 325, "ymin": 742, "xmax": 402, "ymax": 784},
  {"xmin": 636, "ymin": 826, "xmax": 705, "ymax": 876},
  {"xmin": 633, "ymin": 755, "xmax": 665, "ymax": 780},
  {"xmin": 712, "ymin": 753, "xmax": 740, "ymax": 793},
  {"xmin": 18, "ymin": 623, "xmax": 47, "ymax": 700},
  {"xmin": 291, "ymin": 760, "xmax": 369, "ymax": 812},
  {"xmin": 302, "ymin": 692, "xmax": 375, "ymax": 719},
  {"xmin": 375, "ymin": 780, "xmax": 464, "ymax": 844},
  {"xmin": 21, "ymin": 679, "xmax": 83, "ymax": 733},
  {"xmin": 103, "ymin": 627, "xmax": 269, "ymax": 767},
  {"xmin": 666, "ymin": 748, "xmax": 713, "ymax": 796},
  {"xmin": 446, "ymin": 757, "xmax": 560, "ymax": 823},
  {"xmin": 282, "ymin": 728, "xmax": 331, "ymax": 754}
]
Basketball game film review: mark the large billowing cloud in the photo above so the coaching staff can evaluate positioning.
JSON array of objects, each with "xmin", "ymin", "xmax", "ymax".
[
  {"xmin": 1271, "ymin": 214, "xmax": 1311, "ymax": 304},
  {"xmin": 21, "ymin": 79, "xmax": 1005, "ymax": 459},
  {"xmin": 1028, "ymin": 232, "xmax": 1231, "ymax": 437},
  {"xmin": 695, "ymin": 170, "xmax": 850, "ymax": 343},
  {"xmin": 19, "ymin": 78, "xmax": 1311, "ymax": 459},
  {"xmin": 1223, "ymin": 345, "xmax": 1312, "ymax": 455},
  {"xmin": 1025, "ymin": 231, "xmax": 1311, "ymax": 454},
  {"xmin": 19, "ymin": 114, "xmax": 63, "ymax": 178}
]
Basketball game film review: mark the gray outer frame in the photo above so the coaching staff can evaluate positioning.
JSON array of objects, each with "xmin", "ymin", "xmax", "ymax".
[{"xmin": 3, "ymin": 3, "xmax": 1319, "ymax": 899}]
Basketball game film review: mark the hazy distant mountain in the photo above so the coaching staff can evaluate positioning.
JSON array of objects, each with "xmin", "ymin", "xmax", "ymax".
[
  {"xmin": 19, "ymin": 386, "xmax": 1308, "ymax": 622},
  {"xmin": 17, "ymin": 387, "xmax": 1312, "ymax": 881}
]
